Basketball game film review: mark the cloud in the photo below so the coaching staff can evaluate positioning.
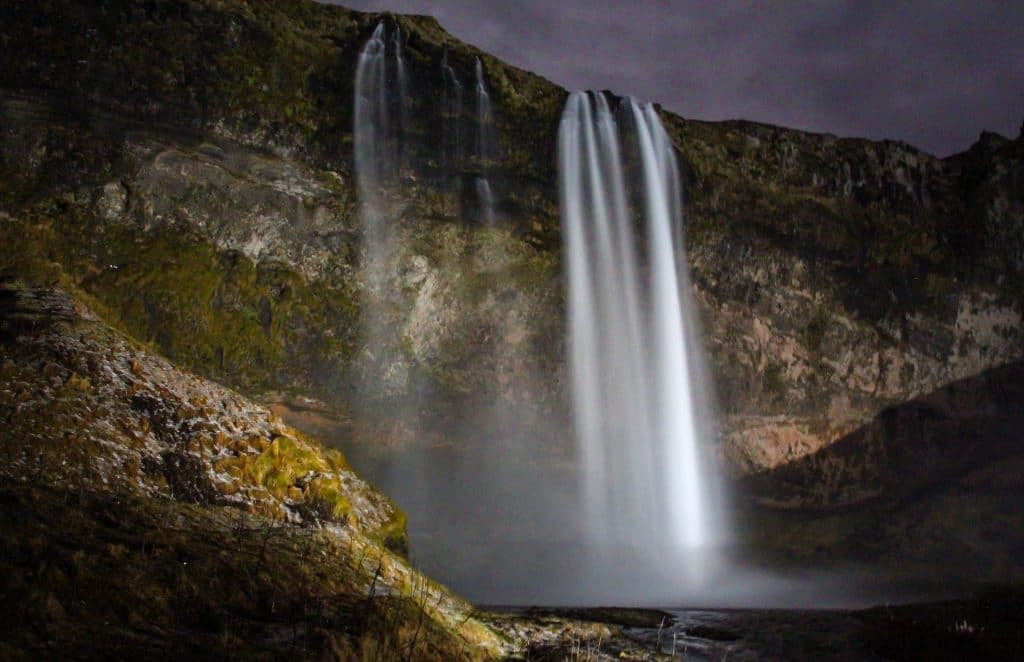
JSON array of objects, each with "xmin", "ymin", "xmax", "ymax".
[{"xmin": 328, "ymin": 0, "xmax": 1024, "ymax": 155}]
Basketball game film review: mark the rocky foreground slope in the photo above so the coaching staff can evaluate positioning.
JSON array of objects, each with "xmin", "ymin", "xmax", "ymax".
[
  {"xmin": 1, "ymin": 281, "xmax": 674, "ymax": 659},
  {"xmin": 0, "ymin": 281, "xmax": 481, "ymax": 657}
]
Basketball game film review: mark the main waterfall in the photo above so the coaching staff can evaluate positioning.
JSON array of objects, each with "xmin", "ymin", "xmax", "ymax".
[{"xmin": 559, "ymin": 91, "xmax": 727, "ymax": 553}]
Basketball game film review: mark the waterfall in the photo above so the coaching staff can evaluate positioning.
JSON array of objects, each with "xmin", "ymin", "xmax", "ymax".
[
  {"xmin": 474, "ymin": 57, "xmax": 495, "ymax": 223},
  {"xmin": 559, "ymin": 91, "xmax": 726, "ymax": 552},
  {"xmin": 474, "ymin": 57, "xmax": 493, "ymax": 164},
  {"xmin": 354, "ymin": 22, "xmax": 406, "ymax": 200},
  {"xmin": 475, "ymin": 177, "xmax": 495, "ymax": 224},
  {"xmin": 354, "ymin": 20, "xmax": 408, "ymax": 289},
  {"xmin": 353, "ymin": 20, "xmax": 411, "ymax": 402},
  {"xmin": 441, "ymin": 46, "xmax": 463, "ymax": 180},
  {"xmin": 392, "ymin": 26, "xmax": 408, "ymax": 149}
]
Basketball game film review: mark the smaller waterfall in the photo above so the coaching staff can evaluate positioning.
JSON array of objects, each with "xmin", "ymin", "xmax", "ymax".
[
  {"xmin": 440, "ymin": 46, "xmax": 463, "ymax": 180},
  {"xmin": 475, "ymin": 177, "xmax": 495, "ymax": 224},
  {"xmin": 353, "ymin": 20, "xmax": 413, "ymax": 403},
  {"xmin": 474, "ymin": 57, "xmax": 493, "ymax": 164},
  {"xmin": 354, "ymin": 20, "xmax": 409, "ymax": 288},
  {"xmin": 354, "ymin": 22, "xmax": 407, "ymax": 195},
  {"xmin": 474, "ymin": 57, "xmax": 495, "ymax": 223}
]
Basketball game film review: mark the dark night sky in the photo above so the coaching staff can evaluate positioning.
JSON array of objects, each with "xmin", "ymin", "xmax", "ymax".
[{"xmin": 326, "ymin": 1, "xmax": 1024, "ymax": 157}]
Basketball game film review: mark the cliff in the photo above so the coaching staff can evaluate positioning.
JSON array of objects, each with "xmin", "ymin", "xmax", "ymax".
[
  {"xmin": 2, "ymin": 0, "xmax": 1020, "ymax": 468},
  {"xmin": 1, "ymin": 0, "xmax": 1022, "ymax": 585}
]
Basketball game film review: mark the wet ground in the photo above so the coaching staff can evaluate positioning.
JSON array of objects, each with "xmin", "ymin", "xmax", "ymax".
[
  {"xmin": 501, "ymin": 586, "xmax": 1024, "ymax": 660},
  {"xmin": 629, "ymin": 608, "xmax": 870, "ymax": 660}
]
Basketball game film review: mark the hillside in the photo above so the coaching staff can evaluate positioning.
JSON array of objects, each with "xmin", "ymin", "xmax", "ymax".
[{"xmin": 0, "ymin": 281, "xmax": 493, "ymax": 657}]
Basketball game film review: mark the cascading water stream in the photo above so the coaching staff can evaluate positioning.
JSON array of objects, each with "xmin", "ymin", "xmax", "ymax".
[
  {"xmin": 559, "ymin": 90, "xmax": 727, "ymax": 553},
  {"xmin": 474, "ymin": 57, "xmax": 495, "ymax": 223},
  {"xmin": 440, "ymin": 46, "xmax": 463, "ymax": 180},
  {"xmin": 356, "ymin": 21, "xmax": 407, "ymax": 291},
  {"xmin": 354, "ymin": 22, "xmax": 407, "ymax": 194},
  {"xmin": 354, "ymin": 20, "xmax": 408, "ymax": 286},
  {"xmin": 353, "ymin": 21, "xmax": 411, "ymax": 402},
  {"xmin": 474, "ymin": 57, "xmax": 493, "ymax": 163}
]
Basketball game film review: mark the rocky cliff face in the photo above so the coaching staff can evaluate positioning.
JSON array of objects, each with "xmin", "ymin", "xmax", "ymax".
[
  {"xmin": 0, "ymin": 281, "xmax": 502, "ymax": 657},
  {"xmin": 670, "ymin": 117, "xmax": 1024, "ymax": 474},
  {"xmin": 1, "ymin": 0, "xmax": 1021, "ymax": 481},
  {"xmin": 0, "ymin": 282, "xmax": 411, "ymax": 548}
]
